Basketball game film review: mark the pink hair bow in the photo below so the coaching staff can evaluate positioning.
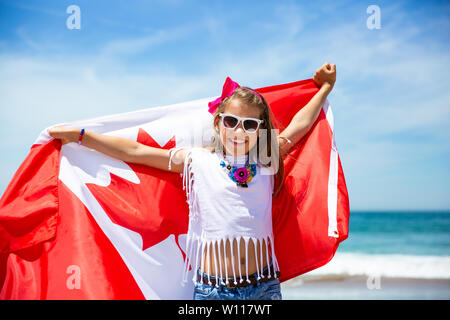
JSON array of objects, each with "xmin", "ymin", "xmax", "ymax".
[{"xmin": 208, "ymin": 76, "xmax": 240, "ymax": 114}]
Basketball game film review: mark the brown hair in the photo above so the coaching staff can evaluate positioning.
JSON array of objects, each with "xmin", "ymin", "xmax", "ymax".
[{"xmin": 202, "ymin": 86, "xmax": 285, "ymax": 197}]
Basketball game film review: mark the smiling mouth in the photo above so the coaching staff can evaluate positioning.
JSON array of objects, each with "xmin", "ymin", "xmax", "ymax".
[{"xmin": 228, "ymin": 138, "xmax": 247, "ymax": 145}]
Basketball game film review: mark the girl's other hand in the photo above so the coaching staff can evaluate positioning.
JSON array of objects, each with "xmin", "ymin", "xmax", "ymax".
[
  {"xmin": 313, "ymin": 62, "xmax": 336, "ymax": 91},
  {"xmin": 48, "ymin": 126, "xmax": 77, "ymax": 145}
]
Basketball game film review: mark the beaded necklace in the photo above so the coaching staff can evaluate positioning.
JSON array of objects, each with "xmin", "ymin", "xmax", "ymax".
[{"xmin": 219, "ymin": 152, "xmax": 257, "ymax": 188}]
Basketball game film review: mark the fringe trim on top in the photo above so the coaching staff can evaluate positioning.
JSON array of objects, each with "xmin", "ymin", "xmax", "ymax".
[
  {"xmin": 168, "ymin": 147, "xmax": 198, "ymax": 224},
  {"xmin": 180, "ymin": 234, "xmax": 280, "ymax": 287}
]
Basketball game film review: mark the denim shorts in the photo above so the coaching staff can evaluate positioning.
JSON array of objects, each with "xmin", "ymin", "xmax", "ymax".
[{"xmin": 193, "ymin": 263, "xmax": 282, "ymax": 300}]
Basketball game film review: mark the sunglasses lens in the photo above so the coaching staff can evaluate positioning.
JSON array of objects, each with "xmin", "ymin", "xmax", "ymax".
[
  {"xmin": 243, "ymin": 120, "xmax": 259, "ymax": 132},
  {"xmin": 223, "ymin": 116, "xmax": 238, "ymax": 128}
]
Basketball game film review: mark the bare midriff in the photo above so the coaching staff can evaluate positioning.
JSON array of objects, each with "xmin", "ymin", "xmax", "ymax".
[{"xmin": 200, "ymin": 237, "xmax": 269, "ymax": 277}]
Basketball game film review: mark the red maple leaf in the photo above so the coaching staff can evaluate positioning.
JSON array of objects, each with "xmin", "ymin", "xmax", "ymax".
[{"xmin": 85, "ymin": 128, "xmax": 189, "ymax": 260}]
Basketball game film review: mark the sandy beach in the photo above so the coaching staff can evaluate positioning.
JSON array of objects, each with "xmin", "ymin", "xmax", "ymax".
[{"xmin": 281, "ymin": 275, "xmax": 450, "ymax": 300}]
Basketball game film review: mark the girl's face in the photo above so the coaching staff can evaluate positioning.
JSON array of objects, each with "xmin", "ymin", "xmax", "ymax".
[{"xmin": 215, "ymin": 98, "xmax": 262, "ymax": 156}]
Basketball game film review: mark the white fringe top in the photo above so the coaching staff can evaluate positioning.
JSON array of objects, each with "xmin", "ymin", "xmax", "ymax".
[{"xmin": 168, "ymin": 146, "xmax": 280, "ymax": 287}]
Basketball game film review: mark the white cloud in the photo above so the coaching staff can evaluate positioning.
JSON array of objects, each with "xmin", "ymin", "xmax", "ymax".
[{"xmin": 100, "ymin": 23, "xmax": 196, "ymax": 56}]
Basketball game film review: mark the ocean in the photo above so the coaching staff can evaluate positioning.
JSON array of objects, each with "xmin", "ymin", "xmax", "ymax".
[{"xmin": 281, "ymin": 211, "xmax": 450, "ymax": 299}]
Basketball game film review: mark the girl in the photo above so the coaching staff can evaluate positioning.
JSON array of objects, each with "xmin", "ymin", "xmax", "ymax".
[{"xmin": 49, "ymin": 62, "xmax": 336, "ymax": 300}]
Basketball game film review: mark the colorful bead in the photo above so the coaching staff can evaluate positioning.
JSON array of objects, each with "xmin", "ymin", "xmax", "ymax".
[{"xmin": 78, "ymin": 128, "xmax": 85, "ymax": 146}]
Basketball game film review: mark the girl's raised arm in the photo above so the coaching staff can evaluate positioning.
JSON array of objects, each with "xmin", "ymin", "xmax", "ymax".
[
  {"xmin": 48, "ymin": 126, "xmax": 188, "ymax": 173},
  {"xmin": 278, "ymin": 62, "xmax": 336, "ymax": 157}
]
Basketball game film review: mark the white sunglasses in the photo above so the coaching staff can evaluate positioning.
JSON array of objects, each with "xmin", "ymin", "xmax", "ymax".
[{"xmin": 218, "ymin": 113, "xmax": 264, "ymax": 133}]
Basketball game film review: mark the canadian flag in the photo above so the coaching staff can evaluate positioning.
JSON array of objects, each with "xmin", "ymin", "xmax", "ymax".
[{"xmin": 0, "ymin": 78, "xmax": 349, "ymax": 299}]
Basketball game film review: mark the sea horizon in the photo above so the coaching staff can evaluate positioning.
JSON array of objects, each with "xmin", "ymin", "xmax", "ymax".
[{"xmin": 281, "ymin": 210, "xmax": 450, "ymax": 300}]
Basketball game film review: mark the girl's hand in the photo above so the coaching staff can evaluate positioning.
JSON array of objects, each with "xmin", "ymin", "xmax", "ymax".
[
  {"xmin": 313, "ymin": 62, "xmax": 336, "ymax": 91},
  {"xmin": 48, "ymin": 126, "xmax": 78, "ymax": 145}
]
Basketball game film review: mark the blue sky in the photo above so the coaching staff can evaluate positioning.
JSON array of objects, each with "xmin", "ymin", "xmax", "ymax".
[{"xmin": 0, "ymin": 0, "xmax": 449, "ymax": 211}]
